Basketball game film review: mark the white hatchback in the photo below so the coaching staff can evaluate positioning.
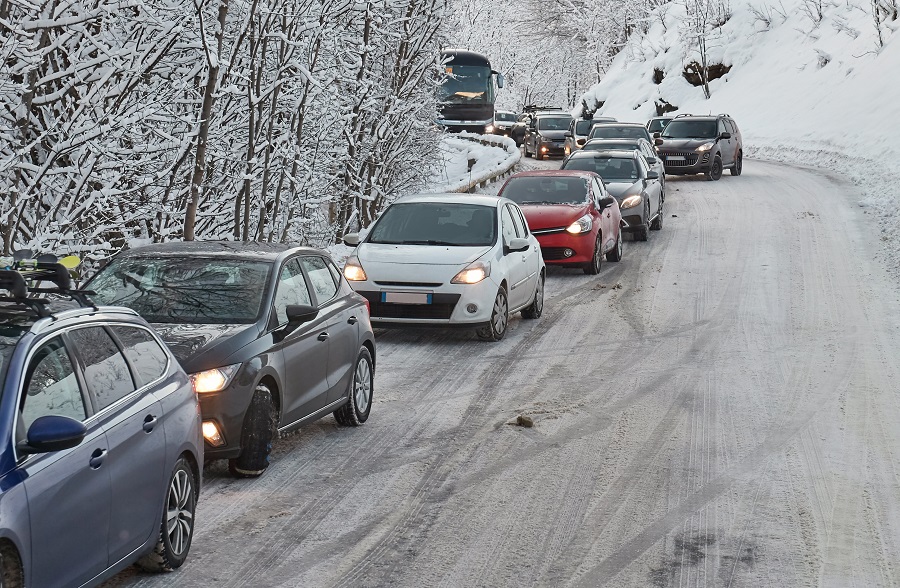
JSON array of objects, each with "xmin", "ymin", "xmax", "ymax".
[{"xmin": 343, "ymin": 194, "xmax": 545, "ymax": 341}]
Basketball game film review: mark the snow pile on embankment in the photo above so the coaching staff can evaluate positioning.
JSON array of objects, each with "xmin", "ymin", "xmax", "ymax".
[
  {"xmin": 427, "ymin": 133, "xmax": 520, "ymax": 193},
  {"xmin": 579, "ymin": 0, "xmax": 900, "ymax": 276}
]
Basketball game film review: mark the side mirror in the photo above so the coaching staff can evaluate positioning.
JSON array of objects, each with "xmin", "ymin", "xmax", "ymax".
[
  {"xmin": 719, "ymin": 131, "xmax": 731, "ymax": 139},
  {"xmin": 286, "ymin": 304, "xmax": 318, "ymax": 325},
  {"xmin": 654, "ymin": 138, "xmax": 663, "ymax": 146},
  {"xmin": 653, "ymin": 132, "xmax": 661, "ymax": 139},
  {"xmin": 646, "ymin": 171, "xmax": 660, "ymax": 180},
  {"xmin": 17, "ymin": 415, "xmax": 86, "ymax": 455},
  {"xmin": 343, "ymin": 233, "xmax": 360, "ymax": 246},
  {"xmin": 506, "ymin": 237, "xmax": 530, "ymax": 254},
  {"xmin": 646, "ymin": 156, "xmax": 658, "ymax": 164},
  {"xmin": 597, "ymin": 196, "xmax": 616, "ymax": 211},
  {"xmin": 496, "ymin": 73, "xmax": 505, "ymax": 89}
]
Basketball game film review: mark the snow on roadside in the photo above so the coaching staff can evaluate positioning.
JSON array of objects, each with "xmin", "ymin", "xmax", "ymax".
[
  {"xmin": 578, "ymin": 0, "xmax": 900, "ymax": 279},
  {"xmin": 426, "ymin": 132, "xmax": 520, "ymax": 193}
]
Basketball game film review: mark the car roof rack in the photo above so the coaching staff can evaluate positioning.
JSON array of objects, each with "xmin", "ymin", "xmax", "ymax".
[
  {"xmin": 673, "ymin": 113, "xmax": 694, "ymax": 118},
  {"xmin": 0, "ymin": 262, "xmax": 97, "ymax": 318}
]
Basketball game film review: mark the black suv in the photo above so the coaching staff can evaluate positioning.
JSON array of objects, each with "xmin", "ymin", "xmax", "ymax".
[
  {"xmin": 654, "ymin": 114, "xmax": 743, "ymax": 180},
  {"xmin": 88, "ymin": 242, "xmax": 376, "ymax": 478}
]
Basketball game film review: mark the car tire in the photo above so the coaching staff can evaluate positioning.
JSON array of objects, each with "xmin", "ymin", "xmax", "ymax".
[
  {"xmin": 635, "ymin": 202, "xmax": 650, "ymax": 242},
  {"xmin": 228, "ymin": 384, "xmax": 277, "ymax": 478},
  {"xmin": 521, "ymin": 272, "xmax": 544, "ymax": 319},
  {"xmin": 606, "ymin": 228, "xmax": 623, "ymax": 262},
  {"xmin": 333, "ymin": 347, "xmax": 373, "ymax": 426},
  {"xmin": 137, "ymin": 457, "xmax": 197, "ymax": 572},
  {"xmin": 534, "ymin": 147, "xmax": 544, "ymax": 161},
  {"xmin": 730, "ymin": 152, "xmax": 743, "ymax": 176},
  {"xmin": 707, "ymin": 156, "xmax": 723, "ymax": 181},
  {"xmin": 476, "ymin": 287, "xmax": 509, "ymax": 341},
  {"xmin": 524, "ymin": 142, "xmax": 532, "ymax": 158},
  {"xmin": 0, "ymin": 543, "xmax": 24, "ymax": 588},
  {"xmin": 583, "ymin": 235, "xmax": 603, "ymax": 275},
  {"xmin": 650, "ymin": 199, "xmax": 664, "ymax": 231}
]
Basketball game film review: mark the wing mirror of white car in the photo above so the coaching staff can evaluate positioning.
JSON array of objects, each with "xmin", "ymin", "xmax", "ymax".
[
  {"xmin": 646, "ymin": 171, "xmax": 660, "ymax": 181},
  {"xmin": 343, "ymin": 233, "xmax": 360, "ymax": 246},
  {"xmin": 597, "ymin": 196, "xmax": 616, "ymax": 211},
  {"xmin": 506, "ymin": 238, "xmax": 530, "ymax": 254},
  {"xmin": 646, "ymin": 156, "xmax": 658, "ymax": 164}
]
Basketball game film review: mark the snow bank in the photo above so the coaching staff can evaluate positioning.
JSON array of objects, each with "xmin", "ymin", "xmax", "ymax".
[
  {"xmin": 579, "ymin": 0, "xmax": 900, "ymax": 278},
  {"xmin": 427, "ymin": 133, "xmax": 520, "ymax": 193}
]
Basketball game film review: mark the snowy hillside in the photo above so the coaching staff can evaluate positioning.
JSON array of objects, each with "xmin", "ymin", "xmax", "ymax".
[{"xmin": 580, "ymin": 0, "xmax": 900, "ymax": 276}]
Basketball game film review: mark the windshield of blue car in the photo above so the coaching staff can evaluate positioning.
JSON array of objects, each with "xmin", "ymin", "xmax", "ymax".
[
  {"xmin": 537, "ymin": 117, "xmax": 571, "ymax": 131},
  {"xmin": 368, "ymin": 202, "xmax": 497, "ymax": 246},
  {"xmin": 661, "ymin": 120, "xmax": 717, "ymax": 139},
  {"xmin": 89, "ymin": 257, "xmax": 272, "ymax": 324},
  {"xmin": 588, "ymin": 126, "xmax": 649, "ymax": 140},
  {"xmin": 501, "ymin": 177, "xmax": 589, "ymax": 205},
  {"xmin": 562, "ymin": 157, "xmax": 639, "ymax": 181}
]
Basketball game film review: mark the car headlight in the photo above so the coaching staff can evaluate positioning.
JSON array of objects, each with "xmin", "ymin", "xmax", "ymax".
[
  {"xmin": 190, "ymin": 364, "xmax": 241, "ymax": 394},
  {"xmin": 620, "ymin": 195, "xmax": 642, "ymax": 210},
  {"xmin": 451, "ymin": 260, "xmax": 491, "ymax": 284},
  {"xmin": 343, "ymin": 256, "xmax": 367, "ymax": 281},
  {"xmin": 485, "ymin": 124, "xmax": 495, "ymax": 133},
  {"xmin": 696, "ymin": 142, "xmax": 715, "ymax": 152},
  {"xmin": 566, "ymin": 214, "xmax": 593, "ymax": 234}
]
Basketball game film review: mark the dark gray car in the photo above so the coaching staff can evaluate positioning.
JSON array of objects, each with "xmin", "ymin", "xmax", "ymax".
[
  {"xmin": 89, "ymin": 242, "xmax": 376, "ymax": 478},
  {"xmin": 524, "ymin": 112, "xmax": 573, "ymax": 160},
  {"xmin": 655, "ymin": 114, "xmax": 743, "ymax": 180}
]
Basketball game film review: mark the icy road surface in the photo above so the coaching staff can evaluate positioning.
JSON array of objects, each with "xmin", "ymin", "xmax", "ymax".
[{"xmin": 106, "ymin": 159, "xmax": 900, "ymax": 587}]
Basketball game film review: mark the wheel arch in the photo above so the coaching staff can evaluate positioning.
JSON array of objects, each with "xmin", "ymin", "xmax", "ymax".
[
  {"xmin": 0, "ymin": 537, "xmax": 25, "ymax": 586},
  {"xmin": 362, "ymin": 339, "xmax": 376, "ymax": 369},
  {"xmin": 256, "ymin": 375, "xmax": 281, "ymax": 420}
]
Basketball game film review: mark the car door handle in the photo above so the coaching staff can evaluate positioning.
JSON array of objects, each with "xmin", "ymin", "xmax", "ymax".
[
  {"xmin": 317, "ymin": 332, "xmax": 329, "ymax": 341},
  {"xmin": 143, "ymin": 414, "xmax": 158, "ymax": 433},
  {"xmin": 89, "ymin": 448, "xmax": 107, "ymax": 469},
  {"xmin": 347, "ymin": 316, "xmax": 358, "ymax": 325}
]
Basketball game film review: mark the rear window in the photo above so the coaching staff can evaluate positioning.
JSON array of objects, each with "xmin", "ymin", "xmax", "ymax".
[{"xmin": 501, "ymin": 176, "xmax": 589, "ymax": 205}]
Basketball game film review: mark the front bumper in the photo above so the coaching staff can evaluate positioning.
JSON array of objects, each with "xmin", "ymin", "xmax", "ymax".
[
  {"xmin": 659, "ymin": 150, "xmax": 712, "ymax": 174},
  {"xmin": 533, "ymin": 230, "xmax": 595, "ymax": 265},
  {"xmin": 537, "ymin": 142, "xmax": 566, "ymax": 156},
  {"xmin": 198, "ymin": 379, "xmax": 257, "ymax": 460},
  {"xmin": 351, "ymin": 277, "xmax": 502, "ymax": 326}
]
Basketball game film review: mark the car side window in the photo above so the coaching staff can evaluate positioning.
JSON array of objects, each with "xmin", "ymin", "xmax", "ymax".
[
  {"xmin": 507, "ymin": 205, "xmax": 527, "ymax": 238},
  {"xmin": 501, "ymin": 205, "xmax": 519, "ymax": 243},
  {"xmin": 110, "ymin": 326, "xmax": 169, "ymax": 387},
  {"xmin": 272, "ymin": 259, "xmax": 313, "ymax": 326},
  {"xmin": 718, "ymin": 119, "xmax": 727, "ymax": 135},
  {"xmin": 69, "ymin": 327, "xmax": 136, "ymax": 411},
  {"xmin": 637, "ymin": 156, "xmax": 649, "ymax": 176},
  {"xmin": 512, "ymin": 205, "xmax": 530, "ymax": 236},
  {"xmin": 724, "ymin": 120, "xmax": 736, "ymax": 134},
  {"xmin": 326, "ymin": 259, "xmax": 343, "ymax": 287},
  {"xmin": 300, "ymin": 256, "xmax": 338, "ymax": 305},
  {"xmin": 593, "ymin": 179, "xmax": 606, "ymax": 202},
  {"xmin": 21, "ymin": 337, "xmax": 86, "ymax": 430}
]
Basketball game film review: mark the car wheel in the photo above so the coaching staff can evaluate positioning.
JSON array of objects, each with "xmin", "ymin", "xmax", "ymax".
[
  {"xmin": 521, "ymin": 272, "xmax": 544, "ymax": 319},
  {"xmin": 534, "ymin": 146, "xmax": 543, "ymax": 161},
  {"xmin": 650, "ymin": 198, "xmax": 664, "ymax": 231},
  {"xmin": 333, "ymin": 347, "xmax": 374, "ymax": 426},
  {"xmin": 606, "ymin": 228, "xmax": 623, "ymax": 262},
  {"xmin": 583, "ymin": 234, "xmax": 603, "ymax": 275},
  {"xmin": 730, "ymin": 152, "xmax": 743, "ymax": 176},
  {"xmin": 228, "ymin": 384, "xmax": 277, "ymax": 478},
  {"xmin": 137, "ymin": 457, "xmax": 197, "ymax": 572},
  {"xmin": 0, "ymin": 543, "xmax": 24, "ymax": 588},
  {"xmin": 524, "ymin": 141, "xmax": 532, "ymax": 157},
  {"xmin": 635, "ymin": 201, "xmax": 650, "ymax": 242},
  {"xmin": 707, "ymin": 156, "xmax": 723, "ymax": 181},
  {"xmin": 476, "ymin": 287, "xmax": 509, "ymax": 341}
]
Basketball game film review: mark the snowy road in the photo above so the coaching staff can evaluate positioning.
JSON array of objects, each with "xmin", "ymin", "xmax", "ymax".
[{"xmin": 105, "ymin": 159, "xmax": 900, "ymax": 587}]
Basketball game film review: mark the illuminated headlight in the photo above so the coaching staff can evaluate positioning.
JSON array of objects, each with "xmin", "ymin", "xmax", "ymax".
[
  {"xmin": 343, "ymin": 256, "xmax": 367, "ymax": 281},
  {"xmin": 620, "ymin": 195, "xmax": 642, "ymax": 210},
  {"xmin": 566, "ymin": 214, "xmax": 593, "ymax": 234},
  {"xmin": 190, "ymin": 364, "xmax": 240, "ymax": 394},
  {"xmin": 696, "ymin": 142, "xmax": 715, "ymax": 152},
  {"xmin": 451, "ymin": 260, "xmax": 491, "ymax": 284},
  {"xmin": 485, "ymin": 124, "xmax": 495, "ymax": 133},
  {"xmin": 202, "ymin": 421, "xmax": 225, "ymax": 447}
]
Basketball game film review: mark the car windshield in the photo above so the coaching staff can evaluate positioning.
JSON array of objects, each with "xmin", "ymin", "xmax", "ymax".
[
  {"xmin": 439, "ymin": 65, "xmax": 493, "ymax": 104},
  {"xmin": 583, "ymin": 142, "xmax": 639, "ymax": 152},
  {"xmin": 537, "ymin": 117, "xmax": 571, "ymax": 131},
  {"xmin": 501, "ymin": 177, "xmax": 589, "ymax": 205},
  {"xmin": 562, "ymin": 157, "xmax": 639, "ymax": 181},
  {"xmin": 662, "ymin": 119, "xmax": 717, "ymax": 139},
  {"xmin": 589, "ymin": 126, "xmax": 649, "ymax": 140},
  {"xmin": 368, "ymin": 202, "xmax": 497, "ymax": 246},
  {"xmin": 495, "ymin": 112, "xmax": 516, "ymax": 122},
  {"xmin": 89, "ymin": 257, "xmax": 273, "ymax": 324},
  {"xmin": 647, "ymin": 118, "xmax": 671, "ymax": 133}
]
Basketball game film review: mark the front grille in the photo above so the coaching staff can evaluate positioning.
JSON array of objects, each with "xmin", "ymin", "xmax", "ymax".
[
  {"xmin": 532, "ymin": 226, "xmax": 566, "ymax": 236},
  {"xmin": 541, "ymin": 247, "xmax": 576, "ymax": 261},
  {"xmin": 358, "ymin": 291, "xmax": 460, "ymax": 320},
  {"xmin": 660, "ymin": 151, "xmax": 699, "ymax": 166},
  {"xmin": 374, "ymin": 281, "xmax": 443, "ymax": 287}
]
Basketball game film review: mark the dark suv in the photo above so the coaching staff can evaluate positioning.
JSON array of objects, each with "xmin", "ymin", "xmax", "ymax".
[
  {"xmin": 655, "ymin": 114, "xmax": 743, "ymax": 180},
  {"xmin": 88, "ymin": 242, "xmax": 376, "ymax": 478},
  {"xmin": 523, "ymin": 111, "xmax": 573, "ymax": 160},
  {"xmin": 0, "ymin": 261, "xmax": 202, "ymax": 586}
]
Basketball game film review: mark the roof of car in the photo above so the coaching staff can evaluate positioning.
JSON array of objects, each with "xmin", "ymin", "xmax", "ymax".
[
  {"xmin": 393, "ymin": 193, "xmax": 507, "ymax": 207},
  {"xmin": 584, "ymin": 138, "xmax": 646, "ymax": 145},
  {"xmin": 567, "ymin": 149, "xmax": 639, "ymax": 159},
  {"xmin": 590, "ymin": 122, "xmax": 645, "ymax": 127},
  {"xmin": 534, "ymin": 111, "xmax": 572, "ymax": 118},
  {"xmin": 109, "ymin": 241, "xmax": 324, "ymax": 260}
]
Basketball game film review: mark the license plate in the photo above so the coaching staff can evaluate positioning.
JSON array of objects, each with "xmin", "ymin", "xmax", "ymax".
[
  {"xmin": 667, "ymin": 155, "xmax": 685, "ymax": 161},
  {"xmin": 382, "ymin": 291, "xmax": 432, "ymax": 304}
]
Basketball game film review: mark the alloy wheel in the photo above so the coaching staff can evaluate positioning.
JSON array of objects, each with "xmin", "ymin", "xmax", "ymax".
[
  {"xmin": 493, "ymin": 291, "xmax": 508, "ymax": 334},
  {"xmin": 166, "ymin": 468, "xmax": 194, "ymax": 557},
  {"xmin": 354, "ymin": 358, "xmax": 372, "ymax": 413}
]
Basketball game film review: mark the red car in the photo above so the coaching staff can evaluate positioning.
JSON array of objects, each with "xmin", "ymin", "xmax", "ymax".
[{"xmin": 498, "ymin": 170, "xmax": 623, "ymax": 274}]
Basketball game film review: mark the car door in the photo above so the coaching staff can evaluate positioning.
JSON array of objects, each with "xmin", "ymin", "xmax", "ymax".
[
  {"xmin": 510, "ymin": 203, "xmax": 540, "ymax": 294},
  {"xmin": 718, "ymin": 118, "xmax": 733, "ymax": 166},
  {"xmin": 66, "ymin": 326, "xmax": 166, "ymax": 565},
  {"xmin": 592, "ymin": 178, "xmax": 618, "ymax": 254},
  {"xmin": 639, "ymin": 155, "xmax": 662, "ymax": 217},
  {"xmin": 641, "ymin": 141, "xmax": 666, "ymax": 186},
  {"xmin": 19, "ymin": 336, "xmax": 112, "ymax": 588},
  {"xmin": 271, "ymin": 258, "xmax": 331, "ymax": 426},
  {"xmin": 501, "ymin": 204, "xmax": 530, "ymax": 309},
  {"xmin": 298, "ymin": 256, "xmax": 357, "ymax": 402}
]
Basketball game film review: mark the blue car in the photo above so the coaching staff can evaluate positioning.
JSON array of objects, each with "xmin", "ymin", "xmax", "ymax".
[{"xmin": 0, "ymin": 262, "xmax": 202, "ymax": 587}]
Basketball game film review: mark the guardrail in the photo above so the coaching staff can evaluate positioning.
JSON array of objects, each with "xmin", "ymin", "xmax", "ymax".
[{"xmin": 449, "ymin": 132, "xmax": 521, "ymax": 193}]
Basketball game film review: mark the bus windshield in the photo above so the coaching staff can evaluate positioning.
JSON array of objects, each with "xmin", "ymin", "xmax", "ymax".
[{"xmin": 440, "ymin": 65, "xmax": 494, "ymax": 104}]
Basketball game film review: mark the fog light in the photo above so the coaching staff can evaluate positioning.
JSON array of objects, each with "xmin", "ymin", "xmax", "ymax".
[
  {"xmin": 202, "ymin": 421, "xmax": 225, "ymax": 447},
  {"xmin": 564, "ymin": 248, "xmax": 574, "ymax": 258},
  {"xmin": 466, "ymin": 303, "xmax": 478, "ymax": 314}
]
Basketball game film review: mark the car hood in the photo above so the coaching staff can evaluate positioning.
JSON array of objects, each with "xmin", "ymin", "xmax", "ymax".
[
  {"xmin": 358, "ymin": 243, "xmax": 489, "ymax": 266},
  {"xmin": 659, "ymin": 138, "xmax": 711, "ymax": 150},
  {"xmin": 521, "ymin": 204, "xmax": 590, "ymax": 230},
  {"xmin": 604, "ymin": 181, "xmax": 642, "ymax": 200},
  {"xmin": 151, "ymin": 322, "xmax": 260, "ymax": 373},
  {"xmin": 537, "ymin": 130, "xmax": 567, "ymax": 141}
]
